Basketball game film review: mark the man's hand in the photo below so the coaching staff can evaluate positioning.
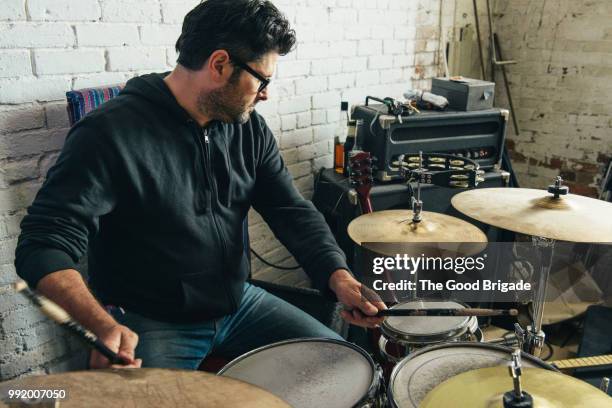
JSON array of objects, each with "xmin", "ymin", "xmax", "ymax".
[
  {"xmin": 89, "ymin": 323, "xmax": 142, "ymax": 369},
  {"xmin": 329, "ymin": 269, "xmax": 386, "ymax": 328}
]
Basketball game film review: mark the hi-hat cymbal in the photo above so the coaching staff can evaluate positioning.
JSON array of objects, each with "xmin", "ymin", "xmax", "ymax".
[
  {"xmin": 347, "ymin": 210, "xmax": 488, "ymax": 257},
  {"xmin": 452, "ymin": 188, "xmax": 612, "ymax": 243},
  {"xmin": 420, "ymin": 366, "xmax": 612, "ymax": 407},
  {"xmin": 0, "ymin": 368, "xmax": 290, "ymax": 408}
]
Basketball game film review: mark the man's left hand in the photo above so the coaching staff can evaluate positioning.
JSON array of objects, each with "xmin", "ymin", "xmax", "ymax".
[{"xmin": 329, "ymin": 269, "xmax": 386, "ymax": 328}]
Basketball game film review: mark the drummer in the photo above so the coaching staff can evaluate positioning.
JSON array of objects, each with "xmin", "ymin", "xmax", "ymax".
[{"xmin": 14, "ymin": 0, "xmax": 385, "ymax": 370}]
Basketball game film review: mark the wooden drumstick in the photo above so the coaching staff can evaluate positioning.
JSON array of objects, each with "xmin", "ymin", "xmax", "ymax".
[
  {"xmin": 376, "ymin": 308, "xmax": 518, "ymax": 317},
  {"xmin": 14, "ymin": 280, "xmax": 130, "ymax": 365}
]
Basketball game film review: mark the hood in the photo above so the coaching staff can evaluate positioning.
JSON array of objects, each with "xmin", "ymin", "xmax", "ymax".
[{"xmin": 120, "ymin": 72, "xmax": 192, "ymax": 123}]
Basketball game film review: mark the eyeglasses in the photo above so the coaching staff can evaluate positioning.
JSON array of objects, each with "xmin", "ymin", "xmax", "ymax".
[{"xmin": 230, "ymin": 57, "xmax": 271, "ymax": 93}]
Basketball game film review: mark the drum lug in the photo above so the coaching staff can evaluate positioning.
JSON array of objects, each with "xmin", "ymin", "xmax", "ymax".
[{"xmin": 378, "ymin": 335, "xmax": 401, "ymax": 364}]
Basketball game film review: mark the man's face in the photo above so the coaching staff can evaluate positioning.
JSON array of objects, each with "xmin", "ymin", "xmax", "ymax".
[{"xmin": 199, "ymin": 52, "xmax": 277, "ymax": 124}]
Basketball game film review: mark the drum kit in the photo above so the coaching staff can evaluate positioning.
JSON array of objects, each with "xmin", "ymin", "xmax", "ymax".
[{"xmin": 3, "ymin": 152, "xmax": 612, "ymax": 407}]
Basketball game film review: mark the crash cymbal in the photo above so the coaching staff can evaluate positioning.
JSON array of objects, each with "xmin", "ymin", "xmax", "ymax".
[
  {"xmin": 420, "ymin": 366, "xmax": 611, "ymax": 408},
  {"xmin": 347, "ymin": 210, "xmax": 487, "ymax": 257},
  {"xmin": 451, "ymin": 188, "xmax": 612, "ymax": 243},
  {"xmin": 0, "ymin": 368, "xmax": 290, "ymax": 408}
]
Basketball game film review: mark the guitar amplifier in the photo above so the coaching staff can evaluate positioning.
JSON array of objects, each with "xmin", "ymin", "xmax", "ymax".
[
  {"xmin": 351, "ymin": 104, "xmax": 508, "ymax": 182},
  {"xmin": 312, "ymin": 168, "xmax": 512, "ymax": 272}
]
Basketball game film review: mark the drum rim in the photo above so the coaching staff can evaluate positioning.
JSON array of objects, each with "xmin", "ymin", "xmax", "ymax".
[
  {"xmin": 381, "ymin": 300, "xmax": 472, "ymax": 341},
  {"xmin": 217, "ymin": 337, "xmax": 382, "ymax": 407},
  {"xmin": 387, "ymin": 341, "xmax": 557, "ymax": 408}
]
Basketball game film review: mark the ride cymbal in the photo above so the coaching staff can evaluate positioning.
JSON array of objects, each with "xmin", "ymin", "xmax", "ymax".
[{"xmin": 451, "ymin": 188, "xmax": 612, "ymax": 243}]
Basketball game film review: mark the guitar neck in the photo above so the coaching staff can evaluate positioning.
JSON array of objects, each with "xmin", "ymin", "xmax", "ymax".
[
  {"xmin": 552, "ymin": 354, "xmax": 612, "ymax": 369},
  {"xmin": 359, "ymin": 195, "xmax": 373, "ymax": 214}
]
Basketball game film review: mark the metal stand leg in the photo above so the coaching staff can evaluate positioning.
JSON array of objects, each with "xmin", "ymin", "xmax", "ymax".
[{"xmin": 516, "ymin": 237, "xmax": 555, "ymax": 357}]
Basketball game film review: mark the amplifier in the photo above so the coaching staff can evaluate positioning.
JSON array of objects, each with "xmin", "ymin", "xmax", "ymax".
[
  {"xmin": 351, "ymin": 104, "xmax": 508, "ymax": 182},
  {"xmin": 312, "ymin": 168, "xmax": 512, "ymax": 272}
]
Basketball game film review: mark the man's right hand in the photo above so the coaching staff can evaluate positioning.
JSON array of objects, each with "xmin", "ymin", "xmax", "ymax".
[{"xmin": 89, "ymin": 323, "xmax": 142, "ymax": 369}]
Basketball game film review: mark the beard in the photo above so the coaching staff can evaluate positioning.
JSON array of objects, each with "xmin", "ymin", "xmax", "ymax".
[{"xmin": 197, "ymin": 74, "xmax": 254, "ymax": 124}]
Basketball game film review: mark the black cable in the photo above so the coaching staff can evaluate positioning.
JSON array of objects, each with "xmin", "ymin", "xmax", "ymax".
[{"xmin": 250, "ymin": 247, "xmax": 300, "ymax": 270}]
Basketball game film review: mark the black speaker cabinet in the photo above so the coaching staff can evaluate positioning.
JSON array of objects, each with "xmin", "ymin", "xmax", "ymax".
[{"xmin": 313, "ymin": 168, "xmax": 512, "ymax": 270}]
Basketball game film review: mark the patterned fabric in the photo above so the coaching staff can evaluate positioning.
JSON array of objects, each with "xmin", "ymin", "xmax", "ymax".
[{"xmin": 66, "ymin": 85, "xmax": 124, "ymax": 126}]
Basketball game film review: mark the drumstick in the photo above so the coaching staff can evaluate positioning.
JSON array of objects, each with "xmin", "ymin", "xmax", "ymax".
[
  {"xmin": 14, "ymin": 280, "xmax": 130, "ymax": 365},
  {"xmin": 376, "ymin": 308, "xmax": 518, "ymax": 317}
]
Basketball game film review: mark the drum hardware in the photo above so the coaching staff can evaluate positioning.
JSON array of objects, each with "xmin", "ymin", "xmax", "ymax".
[
  {"xmin": 377, "ymin": 301, "xmax": 483, "ymax": 364},
  {"xmin": 452, "ymin": 176, "xmax": 612, "ymax": 357},
  {"xmin": 601, "ymin": 377, "xmax": 610, "ymax": 393},
  {"xmin": 218, "ymin": 338, "xmax": 385, "ymax": 408},
  {"xmin": 503, "ymin": 349, "xmax": 534, "ymax": 408},
  {"xmin": 376, "ymin": 307, "xmax": 518, "ymax": 317}
]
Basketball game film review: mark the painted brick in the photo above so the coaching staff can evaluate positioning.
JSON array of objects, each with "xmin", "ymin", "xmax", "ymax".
[
  {"xmin": 328, "ymin": 73, "xmax": 355, "ymax": 89},
  {"xmin": 281, "ymin": 114, "xmax": 296, "ymax": 131},
  {"xmin": 296, "ymin": 42, "xmax": 329, "ymax": 60},
  {"xmin": 358, "ymin": 39, "xmax": 382, "ymax": 56},
  {"xmin": 368, "ymin": 55, "xmax": 393, "ymax": 69},
  {"xmin": 0, "ymin": 23, "xmax": 74, "ymax": 48},
  {"xmin": 34, "ymin": 49, "xmax": 105, "ymax": 75},
  {"xmin": 296, "ymin": 111, "xmax": 311, "ymax": 128},
  {"xmin": 313, "ymin": 154, "xmax": 333, "ymax": 169},
  {"xmin": 326, "ymin": 108, "xmax": 340, "ymax": 123},
  {"xmin": 0, "ymin": 264, "xmax": 19, "ymax": 285},
  {"xmin": 295, "ymin": 76, "xmax": 328, "ymax": 94},
  {"xmin": 384, "ymin": 39, "xmax": 406, "ymax": 54},
  {"xmin": 72, "ymin": 72, "xmax": 127, "ymax": 90},
  {"xmin": 140, "ymin": 24, "xmax": 182, "ymax": 46},
  {"xmin": 277, "ymin": 60, "xmax": 310, "ymax": 78},
  {"xmin": 0, "ymin": 128, "xmax": 68, "ymax": 159},
  {"xmin": 295, "ymin": 7, "xmax": 328, "ymax": 25},
  {"xmin": 355, "ymin": 70, "xmax": 380, "ymax": 87},
  {"xmin": 27, "ymin": 0, "xmax": 100, "ymax": 22},
  {"xmin": 287, "ymin": 161, "xmax": 312, "ymax": 179},
  {"xmin": 329, "ymin": 9, "xmax": 357, "ymax": 24},
  {"xmin": 344, "ymin": 25, "xmax": 371, "ymax": 40},
  {"xmin": 277, "ymin": 96, "xmax": 310, "ymax": 115},
  {"xmin": 297, "ymin": 140, "xmax": 330, "ymax": 161},
  {"xmin": 44, "ymin": 103, "xmax": 70, "ymax": 129},
  {"xmin": 311, "ymin": 109, "xmax": 326, "ymax": 125},
  {"xmin": 101, "ymin": 0, "xmax": 162, "ymax": 23},
  {"xmin": 312, "ymin": 92, "xmax": 340, "ymax": 109},
  {"xmin": 107, "ymin": 48, "xmax": 167, "ymax": 71},
  {"xmin": 0, "ymin": 0, "xmax": 26, "ymax": 21},
  {"xmin": 1, "ymin": 157, "xmax": 40, "ymax": 186},
  {"xmin": 0, "ymin": 51, "xmax": 30, "ymax": 78},
  {"xmin": 167, "ymin": 47, "xmax": 178, "ymax": 67},
  {"xmin": 313, "ymin": 25, "xmax": 344, "ymax": 43},
  {"xmin": 0, "ymin": 106, "xmax": 45, "ymax": 133},
  {"xmin": 313, "ymin": 124, "xmax": 335, "ymax": 142},
  {"xmin": 342, "ymin": 57, "xmax": 367, "ymax": 73},
  {"xmin": 76, "ymin": 24, "xmax": 139, "ymax": 47},
  {"xmin": 160, "ymin": 0, "xmax": 195, "ymax": 24},
  {"xmin": 0, "ymin": 77, "xmax": 70, "ymax": 104},
  {"xmin": 311, "ymin": 58, "xmax": 342, "ymax": 76},
  {"xmin": 280, "ymin": 128, "xmax": 312, "ymax": 149},
  {"xmin": 328, "ymin": 40, "xmax": 357, "ymax": 58}
]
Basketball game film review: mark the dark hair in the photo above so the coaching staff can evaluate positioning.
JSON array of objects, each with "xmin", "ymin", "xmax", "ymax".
[{"xmin": 176, "ymin": 0, "xmax": 296, "ymax": 70}]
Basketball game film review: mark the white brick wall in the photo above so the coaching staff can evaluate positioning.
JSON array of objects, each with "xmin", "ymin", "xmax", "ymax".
[{"xmin": 0, "ymin": 0, "xmax": 444, "ymax": 379}]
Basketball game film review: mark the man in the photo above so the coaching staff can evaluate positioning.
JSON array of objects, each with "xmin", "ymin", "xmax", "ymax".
[{"xmin": 15, "ymin": 0, "xmax": 385, "ymax": 370}]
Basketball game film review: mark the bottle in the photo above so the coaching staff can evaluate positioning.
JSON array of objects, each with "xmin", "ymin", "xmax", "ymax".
[
  {"xmin": 343, "ymin": 119, "xmax": 357, "ymax": 177},
  {"xmin": 335, "ymin": 101, "xmax": 349, "ymax": 174}
]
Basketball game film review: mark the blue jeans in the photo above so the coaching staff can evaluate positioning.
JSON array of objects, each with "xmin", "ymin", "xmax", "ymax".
[{"xmin": 109, "ymin": 282, "xmax": 343, "ymax": 369}]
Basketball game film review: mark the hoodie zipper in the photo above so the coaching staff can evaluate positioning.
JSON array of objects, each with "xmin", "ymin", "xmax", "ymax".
[{"xmin": 200, "ymin": 127, "xmax": 237, "ymax": 311}]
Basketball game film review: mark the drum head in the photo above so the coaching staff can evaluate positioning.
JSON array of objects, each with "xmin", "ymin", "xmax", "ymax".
[
  {"xmin": 383, "ymin": 300, "xmax": 470, "ymax": 340},
  {"xmin": 219, "ymin": 338, "xmax": 377, "ymax": 408},
  {"xmin": 389, "ymin": 342, "xmax": 554, "ymax": 408}
]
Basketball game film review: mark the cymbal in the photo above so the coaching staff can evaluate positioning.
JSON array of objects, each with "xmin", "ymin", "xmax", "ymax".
[
  {"xmin": 452, "ymin": 188, "xmax": 612, "ymax": 242},
  {"xmin": 0, "ymin": 368, "xmax": 290, "ymax": 408},
  {"xmin": 347, "ymin": 210, "xmax": 487, "ymax": 257},
  {"xmin": 420, "ymin": 366, "xmax": 611, "ymax": 407}
]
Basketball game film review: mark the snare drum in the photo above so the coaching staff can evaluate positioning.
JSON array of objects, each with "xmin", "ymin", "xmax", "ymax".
[
  {"xmin": 218, "ymin": 338, "xmax": 384, "ymax": 408},
  {"xmin": 378, "ymin": 300, "xmax": 482, "ymax": 362},
  {"xmin": 387, "ymin": 342, "xmax": 556, "ymax": 408}
]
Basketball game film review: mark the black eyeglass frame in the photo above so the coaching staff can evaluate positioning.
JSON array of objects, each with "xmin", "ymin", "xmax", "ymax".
[{"xmin": 230, "ymin": 57, "xmax": 271, "ymax": 93}]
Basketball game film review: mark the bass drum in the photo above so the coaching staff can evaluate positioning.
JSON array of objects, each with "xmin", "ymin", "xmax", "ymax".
[
  {"xmin": 218, "ymin": 338, "xmax": 384, "ymax": 408},
  {"xmin": 388, "ymin": 342, "xmax": 556, "ymax": 408}
]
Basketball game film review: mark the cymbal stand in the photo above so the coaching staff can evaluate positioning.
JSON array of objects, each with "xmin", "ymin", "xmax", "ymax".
[
  {"xmin": 515, "ymin": 177, "xmax": 567, "ymax": 356},
  {"xmin": 398, "ymin": 151, "xmax": 425, "ymax": 224},
  {"xmin": 515, "ymin": 237, "xmax": 555, "ymax": 357}
]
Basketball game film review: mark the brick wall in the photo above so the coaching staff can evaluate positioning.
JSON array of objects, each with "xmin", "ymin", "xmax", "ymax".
[
  {"xmin": 451, "ymin": 0, "xmax": 612, "ymax": 195},
  {"xmin": 0, "ymin": 0, "xmax": 446, "ymax": 379}
]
